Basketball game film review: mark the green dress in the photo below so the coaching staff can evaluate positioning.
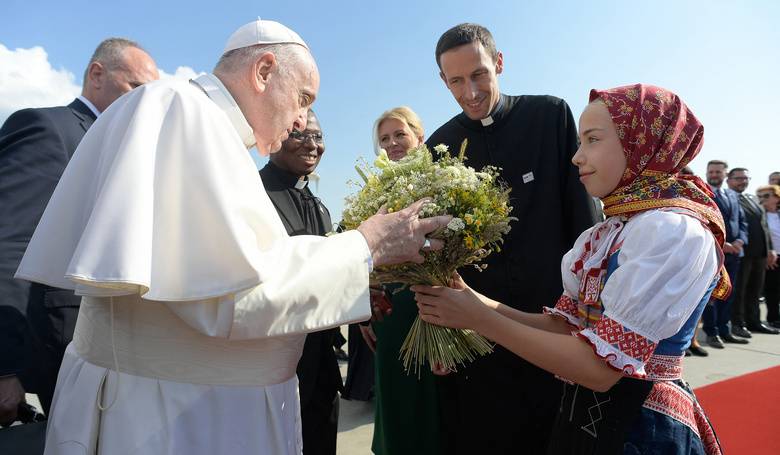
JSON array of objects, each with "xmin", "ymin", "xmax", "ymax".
[{"xmin": 371, "ymin": 286, "xmax": 442, "ymax": 454}]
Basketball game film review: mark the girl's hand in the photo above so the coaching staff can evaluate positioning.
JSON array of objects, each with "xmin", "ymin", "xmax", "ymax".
[{"xmin": 412, "ymin": 282, "xmax": 493, "ymax": 331}]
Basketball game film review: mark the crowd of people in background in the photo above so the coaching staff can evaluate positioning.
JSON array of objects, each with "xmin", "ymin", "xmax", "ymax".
[{"xmin": 683, "ymin": 163, "xmax": 780, "ymax": 358}]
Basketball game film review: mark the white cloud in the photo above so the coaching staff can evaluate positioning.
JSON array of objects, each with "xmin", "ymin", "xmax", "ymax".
[
  {"xmin": 0, "ymin": 44, "xmax": 81, "ymax": 124},
  {"xmin": 159, "ymin": 66, "xmax": 204, "ymax": 81},
  {"xmin": 0, "ymin": 43, "xmax": 203, "ymax": 125}
]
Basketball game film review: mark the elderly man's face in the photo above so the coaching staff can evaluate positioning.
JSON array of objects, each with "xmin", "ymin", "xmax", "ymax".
[
  {"xmin": 770, "ymin": 172, "xmax": 780, "ymax": 186},
  {"xmin": 271, "ymin": 111, "xmax": 324, "ymax": 176},
  {"xmin": 254, "ymin": 47, "xmax": 319, "ymax": 155}
]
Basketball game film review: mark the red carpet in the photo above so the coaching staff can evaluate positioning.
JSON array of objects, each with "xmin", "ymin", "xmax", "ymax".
[{"xmin": 695, "ymin": 365, "xmax": 780, "ymax": 455}]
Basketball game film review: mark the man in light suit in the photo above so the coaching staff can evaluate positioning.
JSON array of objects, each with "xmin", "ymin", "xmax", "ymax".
[
  {"xmin": 702, "ymin": 160, "xmax": 750, "ymax": 347},
  {"xmin": 0, "ymin": 38, "xmax": 158, "ymax": 424},
  {"xmin": 259, "ymin": 110, "xmax": 343, "ymax": 454},
  {"xmin": 727, "ymin": 167, "xmax": 779, "ymax": 336}
]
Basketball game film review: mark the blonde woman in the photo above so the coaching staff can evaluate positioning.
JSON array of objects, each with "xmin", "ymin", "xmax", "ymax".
[{"xmin": 361, "ymin": 106, "xmax": 443, "ymax": 455}]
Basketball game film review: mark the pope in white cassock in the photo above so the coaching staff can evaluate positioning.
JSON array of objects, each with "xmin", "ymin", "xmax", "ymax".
[{"xmin": 16, "ymin": 20, "xmax": 449, "ymax": 454}]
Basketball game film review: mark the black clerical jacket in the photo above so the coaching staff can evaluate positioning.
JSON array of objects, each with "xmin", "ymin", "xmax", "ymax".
[{"xmin": 258, "ymin": 162, "xmax": 343, "ymax": 408}]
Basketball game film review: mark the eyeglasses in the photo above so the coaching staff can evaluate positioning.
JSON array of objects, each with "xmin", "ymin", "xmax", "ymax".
[
  {"xmin": 289, "ymin": 130, "xmax": 324, "ymax": 144},
  {"xmin": 758, "ymin": 193, "xmax": 772, "ymax": 199},
  {"xmin": 730, "ymin": 176, "xmax": 750, "ymax": 181}
]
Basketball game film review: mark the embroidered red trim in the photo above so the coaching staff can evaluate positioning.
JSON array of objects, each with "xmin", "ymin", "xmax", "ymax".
[
  {"xmin": 645, "ymin": 354, "xmax": 683, "ymax": 381},
  {"xmin": 693, "ymin": 398, "xmax": 723, "ymax": 455},
  {"xmin": 643, "ymin": 382, "xmax": 698, "ymax": 436},
  {"xmin": 592, "ymin": 317, "xmax": 656, "ymax": 363},
  {"xmin": 575, "ymin": 332, "xmax": 640, "ymax": 376},
  {"xmin": 553, "ymin": 295, "xmax": 579, "ymax": 318},
  {"xmin": 642, "ymin": 381, "xmax": 723, "ymax": 454}
]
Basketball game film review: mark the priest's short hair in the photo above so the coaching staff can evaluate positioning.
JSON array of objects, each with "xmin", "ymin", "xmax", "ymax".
[{"xmin": 435, "ymin": 23, "xmax": 498, "ymax": 68}]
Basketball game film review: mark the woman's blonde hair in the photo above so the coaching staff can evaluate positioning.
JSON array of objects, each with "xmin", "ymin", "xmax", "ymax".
[
  {"xmin": 757, "ymin": 184, "xmax": 780, "ymax": 199},
  {"xmin": 372, "ymin": 106, "xmax": 424, "ymax": 155}
]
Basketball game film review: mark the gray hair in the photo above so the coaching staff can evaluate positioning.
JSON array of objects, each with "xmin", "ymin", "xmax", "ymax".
[
  {"xmin": 83, "ymin": 37, "xmax": 144, "ymax": 80},
  {"xmin": 213, "ymin": 43, "xmax": 303, "ymax": 77}
]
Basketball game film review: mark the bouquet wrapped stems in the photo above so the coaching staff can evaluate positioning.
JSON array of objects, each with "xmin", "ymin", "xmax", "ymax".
[{"xmin": 399, "ymin": 279, "xmax": 494, "ymax": 376}]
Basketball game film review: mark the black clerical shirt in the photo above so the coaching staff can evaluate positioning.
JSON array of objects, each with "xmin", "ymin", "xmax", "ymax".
[
  {"xmin": 259, "ymin": 161, "xmax": 331, "ymax": 237},
  {"xmin": 258, "ymin": 161, "xmax": 341, "ymax": 409}
]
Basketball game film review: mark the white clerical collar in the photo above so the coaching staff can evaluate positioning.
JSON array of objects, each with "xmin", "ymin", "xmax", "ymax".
[
  {"xmin": 77, "ymin": 95, "xmax": 101, "ymax": 117},
  {"xmin": 479, "ymin": 95, "xmax": 507, "ymax": 127},
  {"xmin": 295, "ymin": 177, "xmax": 308, "ymax": 189},
  {"xmin": 307, "ymin": 172, "xmax": 320, "ymax": 192},
  {"xmin": 190, "ymin": 73, "xmax": 256, "ymax": 149}
]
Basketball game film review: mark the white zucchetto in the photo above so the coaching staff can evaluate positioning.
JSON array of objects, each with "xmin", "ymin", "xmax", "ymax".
[{"xmin": 223, "ymin": 19, "xmax": 308, "ymax": 53}]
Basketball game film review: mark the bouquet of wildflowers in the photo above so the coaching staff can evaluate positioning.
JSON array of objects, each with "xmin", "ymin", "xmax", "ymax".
[{"xmin": 342, "ymin": 141, "xmax": 515, "ymax": 375}]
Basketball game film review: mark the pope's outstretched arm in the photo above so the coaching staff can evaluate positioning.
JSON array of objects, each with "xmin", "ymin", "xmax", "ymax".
[{"xmin": 167, "ymin": 199, "xmax": 448, "ymax": 340}]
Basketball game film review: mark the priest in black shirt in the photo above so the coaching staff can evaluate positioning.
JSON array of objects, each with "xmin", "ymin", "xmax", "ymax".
[
  {"xmin": 259, "ymin": 110, "xmax": 342, "ymax": 454},
  {"xmin": 427, "ymin": 24, "xmax": 598, "ymax": 454}
]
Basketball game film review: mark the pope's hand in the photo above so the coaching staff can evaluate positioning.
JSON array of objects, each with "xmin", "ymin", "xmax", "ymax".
[{"xmin": 357, "ymin": 198, "xmax": 451, "ymax": 267}]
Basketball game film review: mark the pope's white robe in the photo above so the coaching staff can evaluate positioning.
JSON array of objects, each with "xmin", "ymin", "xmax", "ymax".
[{"xmin": 15, "ymin": 74, "xmax": 372, "ymax": 454}]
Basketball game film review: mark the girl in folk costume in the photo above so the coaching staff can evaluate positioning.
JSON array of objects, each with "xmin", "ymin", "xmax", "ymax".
[{"xmin": 413, "ymin": 84, "xmax": 726, "ymax": 454}]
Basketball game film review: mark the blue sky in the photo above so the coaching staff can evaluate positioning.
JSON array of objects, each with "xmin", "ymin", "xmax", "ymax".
[{"xmin": 2, "ymin": 0, "xmax": 778, "ymax": 217}]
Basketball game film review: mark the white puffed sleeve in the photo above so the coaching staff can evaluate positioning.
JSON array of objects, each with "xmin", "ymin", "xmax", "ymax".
[{"xmin": 577, "ymin": 210, "xmax": 719, "ymax": 376}]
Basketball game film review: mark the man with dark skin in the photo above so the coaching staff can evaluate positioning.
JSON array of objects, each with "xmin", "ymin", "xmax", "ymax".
[
  {"xmin": 0, "ymin": 38, "xmax": 158, "ymax": 425},
  {"xmin": 727, "ymin": 168, "xmax": 780, "ymax": 336},
  {"xmin": 425, "ymin": 23, "xmax": 597, "ymax": 453},
  {"xmin": 259, "ymin": 110, "xmax": 342, "ymax": 454}
]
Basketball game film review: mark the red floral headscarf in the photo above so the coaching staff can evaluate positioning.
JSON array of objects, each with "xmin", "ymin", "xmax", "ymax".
[{"xmin": 591, "ymin": 84, "xmax": 730, "ymax": 299}]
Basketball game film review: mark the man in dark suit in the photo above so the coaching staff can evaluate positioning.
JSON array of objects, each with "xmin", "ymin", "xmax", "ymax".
[
  {"xmin": 702, "ymin": 160, "xmax": 750, "ymax": 346},
  {"xmin": 0, "ymin": 38, "xmax": 158, "ymax": 424},
  {"xmin": 259, "ymin": 110, "xmax": 343, "ymax": 455},
  {"xmin": 727, "ymin": 167, "xmax": 780, "ymax": 336}
]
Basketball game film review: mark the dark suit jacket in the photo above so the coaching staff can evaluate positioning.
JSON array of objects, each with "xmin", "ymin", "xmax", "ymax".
[
  {"xmin": 0, "ymin": 99, "xmax": 96, "ymax": 382},
  {"xmin": 739, "ymin": 192, "xmax": 774, "ymax": 257},
  {"xmin": 258, "ymin": 164, "xmax": 343, "ymax": 408},
  {"xmin": 713, "ymin": 187, "xmax": 748, "ymax": 260}
]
